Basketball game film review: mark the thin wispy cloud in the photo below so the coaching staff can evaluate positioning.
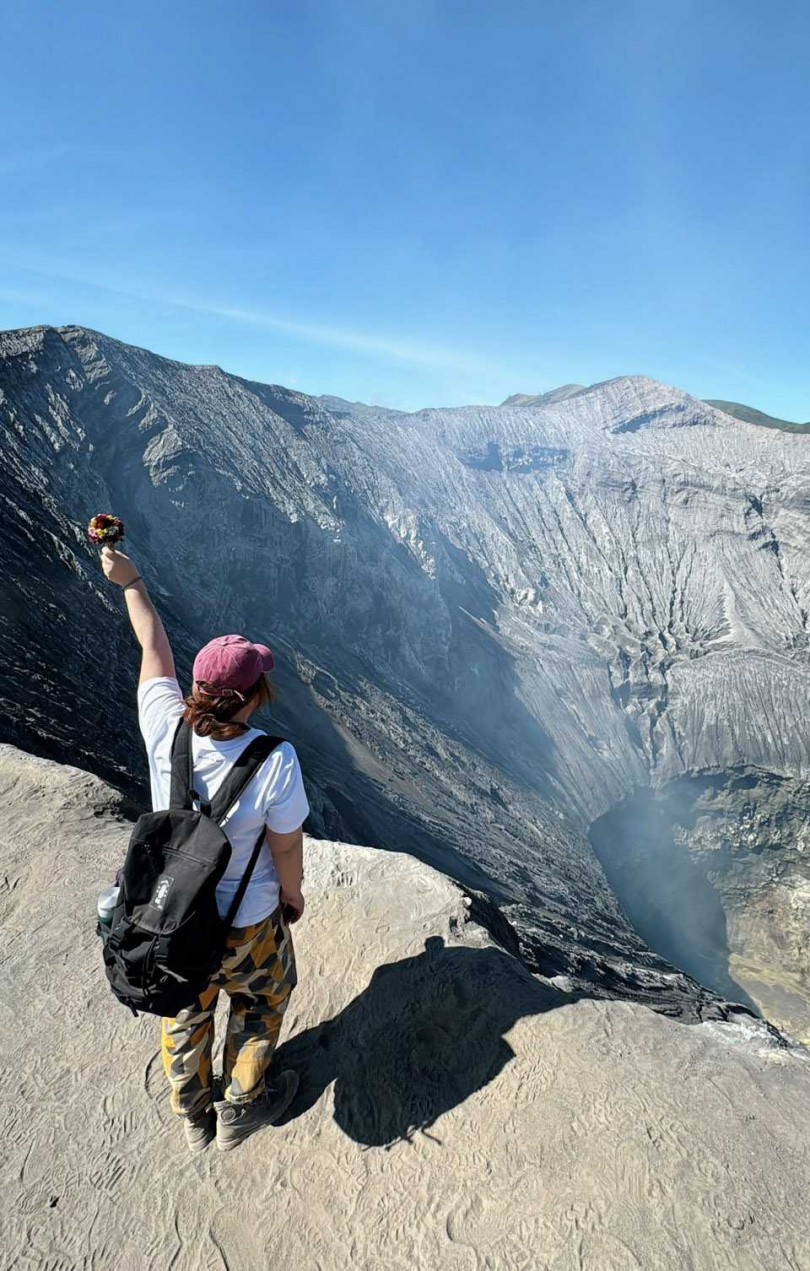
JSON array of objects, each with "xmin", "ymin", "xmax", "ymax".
[
  {"xmin": 0, "ymin": 256, "xmax": 502, "ymax": 377},
  {"xmin": 196, "ymin": 300, "xmax": 491, "ymax": 374}
]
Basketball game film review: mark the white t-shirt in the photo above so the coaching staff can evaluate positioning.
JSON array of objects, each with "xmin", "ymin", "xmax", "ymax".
[{"xmin": 137, "ymin": 677, "xmax": 309, "ymax": 927}]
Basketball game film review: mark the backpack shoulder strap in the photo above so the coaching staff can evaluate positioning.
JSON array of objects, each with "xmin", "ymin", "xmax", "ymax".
[
  {"xmin": 170, "ymin": 722, "xmax": 285, "ymax": 822},
  {"xmin": 208, "ymin": 734, "xmax": 285, "ymax": 825},
  {"xmin": 216, "ymin": 734, "xmax": 286, "ymax": 930},
  {"xmin": 169, "ymin": 718, "xmax": 196, "ymax": 811},
  {"xmin": 223, "ymin": 826, "xmax": 271, "ymax": 929}
]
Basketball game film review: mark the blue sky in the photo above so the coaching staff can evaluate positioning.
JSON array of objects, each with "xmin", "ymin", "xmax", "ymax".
[{"xmin": 2, "ymin": 1, "xmax": 808, "ymax": 415}]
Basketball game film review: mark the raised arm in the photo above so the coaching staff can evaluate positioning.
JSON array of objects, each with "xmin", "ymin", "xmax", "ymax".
[{"xmin": 100, "ymin": 545, "xmax": 176, "ymax": 683}]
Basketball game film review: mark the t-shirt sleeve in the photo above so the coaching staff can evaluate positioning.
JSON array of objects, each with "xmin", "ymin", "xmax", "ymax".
[
  {"xmin": 137, "ymin": 676, "xmax": 185, "ymax": 752},
  {"xmin": 261, "ymin": 742, "xmax": 310, "ymax": 833}
]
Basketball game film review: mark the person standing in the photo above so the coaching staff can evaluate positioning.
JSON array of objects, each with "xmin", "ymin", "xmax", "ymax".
[{"xmin": 100, "ymin": 543, "xmax": 309, "ymax": 1153}]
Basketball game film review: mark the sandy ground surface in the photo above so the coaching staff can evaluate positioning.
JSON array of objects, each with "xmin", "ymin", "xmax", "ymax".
[{"xmin": 2, "ymin": 743, "xmax": 810, "ymax": 1271}]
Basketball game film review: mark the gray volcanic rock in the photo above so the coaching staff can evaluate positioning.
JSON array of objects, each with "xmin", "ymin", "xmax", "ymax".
[
  {"xmin": 1, "ymin": 744, "xmax": 809, "ymax": 1271},
  {"xmin": 2, "ymin": 325, "xmax": 810, "ymax": 1036}
]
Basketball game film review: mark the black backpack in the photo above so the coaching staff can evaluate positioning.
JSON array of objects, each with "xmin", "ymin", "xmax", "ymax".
[{"xmin": 101, "ymin": 719, "xmax": 283, "ymax": 1017}]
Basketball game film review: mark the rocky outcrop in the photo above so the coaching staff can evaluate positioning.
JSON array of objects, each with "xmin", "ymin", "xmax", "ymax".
[
  {"xmin": 1, "ymin": 744, "xmax": 809, "ymax": 1271},
  {"xmin": 2, "ymin": 325, "xmax": 810, "ymax": 1035}
]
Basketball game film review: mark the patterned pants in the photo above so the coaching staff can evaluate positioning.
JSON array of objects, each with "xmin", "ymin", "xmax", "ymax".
[{"xmin": 161, "ymin": 906, "xmax": 297, "ymax": 1118}]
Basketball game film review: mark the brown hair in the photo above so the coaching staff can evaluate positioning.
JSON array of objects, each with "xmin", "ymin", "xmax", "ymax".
[{"xmin": 183, "ymin": 674, "xmax": 275, "ymax": 741}]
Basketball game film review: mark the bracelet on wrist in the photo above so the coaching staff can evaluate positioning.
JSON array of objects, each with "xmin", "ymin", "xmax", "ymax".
[{"xmin": 121, "ymin": 576, "xmax": 143, "ymax": 593}]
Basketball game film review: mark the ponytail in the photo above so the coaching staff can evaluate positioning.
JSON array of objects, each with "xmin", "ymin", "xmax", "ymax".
[{"xmin": 183, "ymin": 674, "xmax": 275, "ymax": 741}]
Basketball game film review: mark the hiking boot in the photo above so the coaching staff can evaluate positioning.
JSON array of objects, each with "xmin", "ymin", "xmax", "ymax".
[
  {"xmin": 214, "ymin": 1070, "xmax": 299, "ymax": 1152},
  {"xmin": 183, "ymin": 1105, "xmax": 216, "ymax": 1153}
]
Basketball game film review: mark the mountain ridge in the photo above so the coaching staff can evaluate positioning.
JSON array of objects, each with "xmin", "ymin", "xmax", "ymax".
[
  {"xmin": 6, "ymin": 322, "xmax": 801, "ymax": 429},
  {"xmin": 501, "ymin": 381, "xmax": 807, "ymax": 433}
]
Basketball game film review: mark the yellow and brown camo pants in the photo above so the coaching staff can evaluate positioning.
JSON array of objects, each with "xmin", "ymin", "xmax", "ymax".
[{"xmin": 161, "ymin": 906, "xmax": 297, "ymax": 1118}]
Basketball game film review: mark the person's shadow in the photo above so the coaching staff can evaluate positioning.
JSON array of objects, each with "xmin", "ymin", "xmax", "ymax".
[{"xmin": 272, "ymin": 935, "xmax": 568, "ymax": 1148}]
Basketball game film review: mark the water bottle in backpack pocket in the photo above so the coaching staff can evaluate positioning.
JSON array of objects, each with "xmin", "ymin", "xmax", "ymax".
[{"xmin": 96, "ymin": 881, "xmax": 121, "ymax": 941}]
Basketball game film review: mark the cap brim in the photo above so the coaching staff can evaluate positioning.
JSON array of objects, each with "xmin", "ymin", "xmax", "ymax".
[{"xmin": 253, "ymin": 643, "xmax": 275, "ymax": 672}]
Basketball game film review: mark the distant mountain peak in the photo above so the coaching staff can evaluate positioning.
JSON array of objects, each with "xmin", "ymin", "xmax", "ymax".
[
  {"xmin": 317, "ymin": 394, "xmax": 405, "ymax": 419},
  {"xmin": 500, "ymin": 384, "xmax": 587, "ymax": 408}
]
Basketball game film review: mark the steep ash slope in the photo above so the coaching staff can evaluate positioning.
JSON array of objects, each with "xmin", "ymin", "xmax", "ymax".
[
  {"xmin": 360, "ymin": 381, "xmax": 810, "ymax": 1034},
  {"xmin": 2, "ymin": 745, "xmax": 809, "ymax": 1271},
  {"xmin": 2, "ymin": 324, "xmax": 809, "ymax": 1033}
]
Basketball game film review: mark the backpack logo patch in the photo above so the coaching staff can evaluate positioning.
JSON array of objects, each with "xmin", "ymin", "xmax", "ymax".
[{"xmin": 152, "ymin": 876, "xmax": 174, "ymax": 910}]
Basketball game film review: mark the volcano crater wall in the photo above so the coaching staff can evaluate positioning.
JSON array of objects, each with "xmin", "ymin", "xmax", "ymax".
[{"xmin": 2, "ymin": 325, "xmax": 810, "ymax": 1034}]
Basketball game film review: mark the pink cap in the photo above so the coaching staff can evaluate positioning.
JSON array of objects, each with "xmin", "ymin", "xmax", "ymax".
[{"xmin": 192, "ymin": 634, "xmax": 275, "ymax": 697}]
